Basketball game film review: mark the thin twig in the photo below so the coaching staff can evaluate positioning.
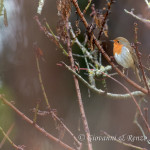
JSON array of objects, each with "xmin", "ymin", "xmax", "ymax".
[
  {"xmin": 45, "ymin": 21, "xmax": 68, "ymax": 56},
  {"xmin": 0, "ymin": 123, "xmax": 15, "ymax": 149},
  {"xmin": 73, "ymin": 54, "xmax": 85, "ymax": 58},
  {"xmin": 144, "ymin": 107, "xmax": 148, "ymax": 123},
  {"xmin": 0, "ymin": 95, "xmax": 75, "ymax": 150},
  {"xmin": 124, "ymin": 9, "xmax": 150, "ymax": 24},
  {"xmin": 134, "ymin": 100, "xmax": 150, "ymax": 144},
  {"xmin": 101, "ymin": 72, "xmax": 150, "ymax": 133},
  {"xmin": 33, "ymin": 100, "xmax": 40, "ymax": 124},
  {"xmin": 134, "ymin": 23, "xmax": 150, "ymax": 92},
  {"xmin": 36, "ymin": 56, "xmax": 51, "ymax": 109},
  {"xmin": 66, "ymin": 22, "xmax": 93, "ymax": 149},
  {"xmin": 0, "ymin": 125, "xmax": 24, "ymax": 150},
  {"xmin": 35, "ymin": 54, "xmax": 82, "ymax": 148},
  {"xmin": 34, "ymin": 16, "xmax": 68, "ymax": 56},
  {"xmin": 98, "ymin": 0, "xmax": 113, "ymax": 40},
  {"xmin": 69, "ymin": 23, "xmax": 99, "ymax": 67},
  {"xmin": 144, "ymin": 0, "xmax": 150, "ymax": 8},
  {"xmin": 72, "ymin": 0, "xmax": 148, "ymax": 95},
  {"xmin": 83, "ymin": 0, "xmax": 93, "ymax": 14}
]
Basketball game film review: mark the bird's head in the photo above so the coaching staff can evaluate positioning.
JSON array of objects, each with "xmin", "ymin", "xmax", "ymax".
[{"xmin": 112, "ymin": 37, "xmax": 130, "ymax": 46}]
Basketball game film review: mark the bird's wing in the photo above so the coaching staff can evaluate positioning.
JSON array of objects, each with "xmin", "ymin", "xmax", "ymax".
[
  {"xmin": 126, "ymin": 45, "xmax": 139, "ymax": 68},
  {"xmin": 126, "ymin": 44, "xmax": 141, "ymax": 82}
]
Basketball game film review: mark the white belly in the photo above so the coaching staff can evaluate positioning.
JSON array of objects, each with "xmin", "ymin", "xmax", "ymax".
[{"xmin": 114, "ymin": 46, "xmax": 134, "ymax": 68}]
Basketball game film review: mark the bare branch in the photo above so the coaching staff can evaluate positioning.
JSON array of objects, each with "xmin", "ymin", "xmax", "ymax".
[
  {"xmin": 66, "ymin": 19, "xmax": 93, "ymax": 149},
  {"xmin": 101, "ymin": 72, "xmax": 150, "ymax": 132},
  {"xmin": 0, "ymin": 123, "xmax": 15, "ymax": 149},
  {"xmin": 144, "ymin": 0, "xmax": 150, "ymax": 8},
  {"xmin": 34, "ymin": 48, "xmax": 82, "ymax": 148},
  {"xmin": 134, "ymin": 99, "xmax": 150, "ymax": 144},
  {"xmin": 134, "ymin": 23, "xmax": 150, "ymax": 92},
  {"xmin": 63, "ymin": 62, "xmax": 145, "ymax": 99},
  {"xmin": 0, "ymin": 95, "xmax": 76, "ymax": 150},
  {"xmin": 124, "ymin": 9, "xmax": 150, "ymax": 24},
  {"xmin": 83, "ymin": 0, "xmax": 93, "ymax": 14},
  {"xmin": 34, "ymin": 16, "xmax": 68, "ymax": 56},
  {"xmin": 98, "ymin": 0, "xmax": 114, "ymax": 40},
  {"xmin": 0, "ymin": 125, "xmax": 24, "ymax": 150}
]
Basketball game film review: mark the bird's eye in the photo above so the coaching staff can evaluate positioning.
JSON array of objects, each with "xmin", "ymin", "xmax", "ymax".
[{"xmin": 117, "ymin": 41, "xmax": 119, "ymax": 43}]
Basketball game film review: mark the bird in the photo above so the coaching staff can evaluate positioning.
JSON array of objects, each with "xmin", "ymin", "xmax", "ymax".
[{"xmin": 112, "ymin": 37, "xmax": 141, "ymax": 82}]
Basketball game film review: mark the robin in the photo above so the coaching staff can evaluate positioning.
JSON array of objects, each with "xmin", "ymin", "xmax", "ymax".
[{"xmin": 112, "ymin": 37, "xmax": 141, "ymax": 82}]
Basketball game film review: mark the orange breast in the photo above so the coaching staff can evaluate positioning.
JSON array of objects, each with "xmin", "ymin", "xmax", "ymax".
[{"xmin": 113, "ymin": 42, "xmax": 123, "ymax": 55}]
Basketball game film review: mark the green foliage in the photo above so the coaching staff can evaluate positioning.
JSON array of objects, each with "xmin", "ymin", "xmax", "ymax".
[
  {"xmin": 4, "ymin": 7, "xmax": 8, "ymax": 26},
  {"xmin": 0, "ymin": 0, "xmax": 8, "ymax": 26},
  {"xmin": 0, "ymin": 85, "xmax": 15, "ymax": 135},
  {"xmin": 0, "ymin": 0, "xmax": 4, "ymax": 16}
]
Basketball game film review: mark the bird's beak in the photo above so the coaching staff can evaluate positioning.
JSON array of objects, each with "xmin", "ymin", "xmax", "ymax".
[{"xmin": 110, "ymin": 40, "xmax": 114, "ymax": 43}]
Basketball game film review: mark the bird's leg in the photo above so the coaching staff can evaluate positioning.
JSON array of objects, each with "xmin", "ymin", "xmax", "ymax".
[
  {"xmin": 122, "ymin": 68, "xmax": 125, "ymax": 74},
  {"xmin": 110, "ymin": 56, "xmax": 115, "ymax": 62},
  {"xmin": 122, "ymin": 68, "xmax": 129, "ymax": 77}
]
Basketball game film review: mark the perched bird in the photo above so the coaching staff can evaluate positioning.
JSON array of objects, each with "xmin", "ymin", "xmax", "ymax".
[{"xmin": 112, "ymin": 37, "xmax": 141, "ymax": 82}]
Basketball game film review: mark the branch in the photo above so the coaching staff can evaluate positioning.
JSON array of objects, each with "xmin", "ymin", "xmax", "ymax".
[
  {"xmin": 101, "ymin": 72, "xmax": 150, "ymax": 133},
  {"xmin": 35, "ymin": 55, "xmax": 51, "ymax": 109},
  {"xmin": 83, "ymin": 0, "xmax": 93, "ymax": 14},
  {"xmin": 69, "ymin": 23, "xmax": 100, "ymax": 67},
  {"xmin": 0, "ymin": 125, "xmax": 24, "ymax": 150},
  {"xmin": 134, "ymin": 23, "xmax": 150, "ymax": 92},
  {"xmin": 35, "ymin": 52, "xmax": 82, "ymax": 148},
  {"xmin": 134, "ymin": 100, "xmax": 149, "ymax": 144},
  {"xmin": 98, "ymin": 0, "xmax": 114, "ymax": 40},
  {"xmin": 144, "ymin": 0, "xmax": 150, "ymax": 8},
  {"xmin": 0, "ymin": 95, "xmax": 75, "ymax": 150},
  {"xmin": 72, "ymin": 0, "xmax": 148, "ymax": 95},
  {"xmin": 124, "ymin": 9, "xmax": 150, "ymax": 24},
  {"xmin": 0, "ymin": 123, "xmax": 15, "ymax": 149},
  {"xmin": 34, "ymin": 16, "xmax": 68, "ymax": 56},
  {"xmin": 66, "ymin": 19, "xmax": 93, "ymax": 150},
  {"xmin": 63, "ymin": 62, "xmax": 145, "ymax": 99}
]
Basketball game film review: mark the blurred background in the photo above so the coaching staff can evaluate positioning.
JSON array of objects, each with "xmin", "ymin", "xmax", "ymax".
[{"xmin": 0, "ymin": 0, "xmax": 150, "ymax": 149}]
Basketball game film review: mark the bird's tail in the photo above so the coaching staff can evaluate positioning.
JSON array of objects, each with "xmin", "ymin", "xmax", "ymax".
[{"xmin": 133, "ymin": 66, "xmax": 141, "ymax": 82}]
